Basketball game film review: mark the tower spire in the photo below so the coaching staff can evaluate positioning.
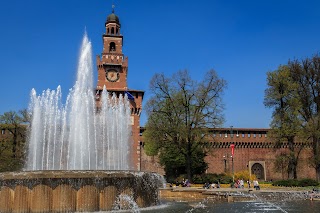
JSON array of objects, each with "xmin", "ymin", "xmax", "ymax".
[
  {"xmin": 112, "ymin": 1, "xmax": 115, "ymax": 13},
  {"xmin": 112, "ymin": 3, "xmax": 116, "ymax": 13}
]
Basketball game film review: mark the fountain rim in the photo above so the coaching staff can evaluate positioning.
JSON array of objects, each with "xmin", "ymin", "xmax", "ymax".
[{"xmin": 0, "ymin": 170, "xmax": 157, "ymax": 180}]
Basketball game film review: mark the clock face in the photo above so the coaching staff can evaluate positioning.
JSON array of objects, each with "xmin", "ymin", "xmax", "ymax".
[{"xmin": 106, "ymin": 69, "xmax": 119, "ymax": 82}]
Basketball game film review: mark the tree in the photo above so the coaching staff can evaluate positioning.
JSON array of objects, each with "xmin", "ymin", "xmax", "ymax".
[
  {"xmin": 265, "ymin": 65, "xmax": 304, "ymax": 179},
  {"xmin": 265, "ymin": 65, "xmax": 302, "ymax": 179},
  {"xmin": 265, "ymin": 54, "xmax": 320, "ymax": 180},
  {"xmin": 0, "ymin": 110, "xmax": 28, "ymax": 171},
  {"xmin": 144, "ymin": 69, "xmax": 226, "ymax": 181},
  {"xmin": 157, "ymin": 141, "xmax": 208, "ymax": 182},
  {"xmin": 273, "ymin": 153, "xmax": 289, "ymax": 179},
  {"xmin": 288, "ymin": 55, "xmax": 320, "ymax": 180}
]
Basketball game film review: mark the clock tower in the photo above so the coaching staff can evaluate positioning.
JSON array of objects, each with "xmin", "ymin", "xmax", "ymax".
[
  {"xmin": 96, "ymin": 6, "xmax": 144, "ymax": 171},
  {"xmin": 96, "ymin": 6, "xmax": 127, "ymax": 90}
]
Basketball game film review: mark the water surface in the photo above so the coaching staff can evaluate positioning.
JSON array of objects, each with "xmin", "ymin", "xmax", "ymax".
[{"xmin": 141, "ymin": 200, "xmax": 320, "ymax": 213}]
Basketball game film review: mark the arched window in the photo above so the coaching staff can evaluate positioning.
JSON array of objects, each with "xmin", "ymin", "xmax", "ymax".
[{"xmin": 109, "ymin": 42, "xmax": 116, "ymax": 52}]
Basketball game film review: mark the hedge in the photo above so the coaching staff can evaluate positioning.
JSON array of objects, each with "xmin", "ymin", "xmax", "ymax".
[{"xmin": 272, "ymin": 178, "xmax": 319, "ymax": 187}]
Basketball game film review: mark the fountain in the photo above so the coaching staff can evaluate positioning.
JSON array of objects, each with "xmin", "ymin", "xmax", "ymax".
[
  {"xmin": 26, "ymin": 33, "xmax": 131, "ymax": 171},
  {"xmin": 0, "ymin": 33, "xmax": 163, "ymax": 213}
]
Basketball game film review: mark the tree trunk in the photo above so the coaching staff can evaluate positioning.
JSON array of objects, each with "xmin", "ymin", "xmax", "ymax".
[
  {"xmin": 287, "ymin": 155, "xmax": 298, "ymax": 179},
  {"xmin": 313, "ymin": 136, "xmax": 320, "ymax": 181},
  {"xmin": 185, "ymin": 141, "xmax": 192, "ymax": 181},
  {"xmin": 12, "ymin": 131, "xmax": 17, "ymax": 159},
  {"xmin": 287, "ymin": 136, "xmax": 298, "ymax": 179},
  {"xmin": 316, "ymin": 164, "xmax": 320, "ymax": 181},
  {"xmin": 186, "ymin": 155, "xmax": 192, "ymax": 181}
]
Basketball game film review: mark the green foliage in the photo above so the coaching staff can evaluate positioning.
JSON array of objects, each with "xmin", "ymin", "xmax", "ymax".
[
  {"xmin": 0, "ymin": 137, "xmax": 25, "ymax": 172},
  {"xmin": 272, "ymin": 179, "xmax": 319, "ymax": 187},
  {"xmin": 160, "ymin": 143, "xmax": 208, "ymax": 182},
  {"xmin": 192, "ymin": 173, "xmax": 233, "ymax": 184},
  {"xmin": 143, "ymin": 129, "xmax": 160, "ymax": 156},
  {"xmin": 273, "ymin": 153, "xmax": 289, "ymax": 179},
  {"xmin": 264, "ymin": 56, "xmax": 320, "ymax": 180},
  {"xmin": 144, "ymin": 69, "xmax": 226, "ymax": 180},
  {"xmin": 298, "ymin": 178, "xmax": 319, "ymax": 187},
  {"xmin": 159, "ymin": 144, "xmax": 186, "ymax": 181},
  {"xmin": 265, "ymin": 65, "xmax": 302, "ymax": 179},
  {"xmin": 0, "ymin": 109, "xmax": 28, "ymax": 172}
]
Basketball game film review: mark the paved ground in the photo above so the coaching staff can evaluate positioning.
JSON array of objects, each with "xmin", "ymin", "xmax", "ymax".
[
  {"xmin": 165, "ymin": 186, "xmax": 311, "ymax": 194},
  {"xmin": 160, "ymin": 186, "xmax": 314, "ymax": 202}
]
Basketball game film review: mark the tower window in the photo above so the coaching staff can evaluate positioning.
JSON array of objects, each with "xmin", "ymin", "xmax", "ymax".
[
  {"xmin": 109, "ymin": 42, "xmax": 116, "ymax": 52},
  {"xmin": 111, "ymin": 27, "xmax": 115, "ymax": 35}
]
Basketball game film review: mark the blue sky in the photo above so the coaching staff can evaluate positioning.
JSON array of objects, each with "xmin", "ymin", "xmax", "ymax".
[{"xmin": 1, "ymin": 0, "xmax": 320, "ymax": 128}]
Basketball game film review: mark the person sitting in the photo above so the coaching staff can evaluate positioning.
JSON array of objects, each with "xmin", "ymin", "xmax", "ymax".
[
  {"xmin": 203, "ymin": 182, "xmax": 210, "ymax": 189},
  {"xmin": 185, "ymin": 179, "xmax": 191, "ymax": 187}
]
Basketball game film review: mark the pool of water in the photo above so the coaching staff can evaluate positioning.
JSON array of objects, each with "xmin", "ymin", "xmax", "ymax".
[{"xmin": 141, "ymin": 200, "xmax": 320, "ymax": 213}]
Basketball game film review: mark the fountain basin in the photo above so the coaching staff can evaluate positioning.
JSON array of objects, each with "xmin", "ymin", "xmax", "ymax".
[{"xmin": 0, "ymin": 170, "xmax": 162, "ymax": 213}]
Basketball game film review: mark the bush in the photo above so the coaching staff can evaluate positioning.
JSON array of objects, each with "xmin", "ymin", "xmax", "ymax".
[
  {"xmin": 272, "ymin": 179, "xmax": 319, "ymax": 187},
  {"xmin": 234, "ymin": 170, "xmax": 256, "ymax": 181},
  {"xmin": 273, "ymin": 179, "xmax": 298, "ymax": 187},
  {"xmin": 192, "ymin": 174, "xmax": 203, "ymax": 184},
  {"xmin": 191, "ymin": 173, "xmax": 233, "ymax": 184},
  {"xmin": 298, "ymin": 179, "xmax": 319, "ymax": 187}
]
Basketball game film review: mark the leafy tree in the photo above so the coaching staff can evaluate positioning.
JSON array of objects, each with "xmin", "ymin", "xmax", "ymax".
[
  {"xmin": 265, "ymin": 66, "xmax": 302, "ymax": 179},
  {"xmin": 273, "ymin": 153, "xmax": 289, "ymax": 179},
  {"xmin": 156, "ymin": 142, "xmax": 208, "ymax": 182},
  {"xmin": 144, "ymin": 69, "xmax": 226, "ymax": 181},
  {"xmin": 0, "ymin": 110, "xmax": 28, "ymax": 171},
  {"xmin": 265, "ymin": 54, "xmax": 320, "ymax": 180},
  {"xmin": 288, "ymin": 55, "xmax": 320, "ymax": 180}
]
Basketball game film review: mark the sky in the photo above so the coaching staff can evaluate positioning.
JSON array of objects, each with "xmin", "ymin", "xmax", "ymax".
[{"xmin": 1, "ymin": 0, "xmax": 320, "ymax": 128}]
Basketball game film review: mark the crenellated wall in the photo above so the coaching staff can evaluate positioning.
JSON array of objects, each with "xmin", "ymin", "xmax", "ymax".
[{"xmin": 139, "ymin": 127, "xmax": 317, "ymax": 180}]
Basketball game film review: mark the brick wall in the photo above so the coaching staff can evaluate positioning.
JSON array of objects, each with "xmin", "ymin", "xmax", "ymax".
[{"xmin": 140, "ymin": 127, "xmax": 317, "ymax": 180}]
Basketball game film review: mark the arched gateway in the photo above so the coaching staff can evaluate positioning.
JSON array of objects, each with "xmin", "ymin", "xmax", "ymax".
[
  {"xmin": 249, "ymin": 161, "xmax": 266, "ymax": 181},
  {"xmin": 251, "ymin": 163, "xmax": 265, "ymax": 180}
]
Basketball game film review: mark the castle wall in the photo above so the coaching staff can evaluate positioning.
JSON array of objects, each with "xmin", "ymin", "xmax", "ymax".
[{"xmin": 140, "ymin": 128, "xmax": 317, "ymax": 180}]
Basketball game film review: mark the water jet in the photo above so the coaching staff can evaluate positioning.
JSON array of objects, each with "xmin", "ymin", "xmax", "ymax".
[{"xmin": 0, "ymin": 33, "xmax": 164, "ymax": 213}]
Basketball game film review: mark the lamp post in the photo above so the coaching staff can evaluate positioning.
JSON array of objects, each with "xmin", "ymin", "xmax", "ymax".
[
  {"xmin": 223, "ymin": 154, "xmax": 228, "ymax": 173},
  {"xmin": 230, "ymin": 126, "xmax": 234, "ymax": 183}
]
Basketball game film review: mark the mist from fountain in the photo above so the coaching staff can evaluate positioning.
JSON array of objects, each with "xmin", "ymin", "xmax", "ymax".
[{"xmin": 25, "ymin": 33, "xmax": 132, "ymax": 171}]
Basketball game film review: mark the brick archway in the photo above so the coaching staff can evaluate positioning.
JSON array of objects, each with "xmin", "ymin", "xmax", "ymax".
[
  {"xmin": 251, "ymin": 163, "xmax": 264, "ymax": 180},
  {"xmin": 248, "ymin": 161, "xmax": 266, "ymax": 181}
]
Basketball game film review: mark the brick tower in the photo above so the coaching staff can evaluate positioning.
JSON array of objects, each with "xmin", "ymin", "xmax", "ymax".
[{"xmin": 96, "ymin": 6, "xmax": 144, "ymax": 171}]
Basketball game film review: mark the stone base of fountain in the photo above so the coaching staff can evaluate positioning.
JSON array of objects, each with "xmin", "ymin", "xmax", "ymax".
[{"xmin": 0, "ymin": 171, "xmax": 163, "ymax": 213}]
